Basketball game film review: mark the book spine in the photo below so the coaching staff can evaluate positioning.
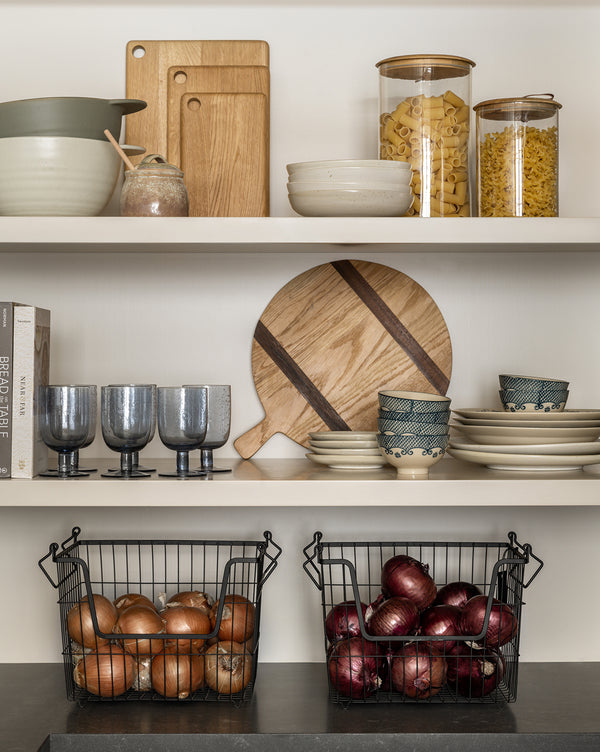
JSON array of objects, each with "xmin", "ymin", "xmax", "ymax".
[
  {"xmin": 0, "ymin": 303, "xmax": 13, "ymax": 477},
  {"xmin": 11, "ymin": 306, "xmax": 51, "ymax": 478}
]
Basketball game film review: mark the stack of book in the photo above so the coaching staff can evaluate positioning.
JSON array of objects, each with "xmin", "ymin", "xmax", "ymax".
[{"xmin": 0, "ymin": 302, "xmax": 51, "ymax": 478}]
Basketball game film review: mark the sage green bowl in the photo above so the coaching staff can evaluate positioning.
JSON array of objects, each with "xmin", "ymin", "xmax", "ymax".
[{"xmin": 0, "ymin": 97, "xmax": 146, "ymax": 140}]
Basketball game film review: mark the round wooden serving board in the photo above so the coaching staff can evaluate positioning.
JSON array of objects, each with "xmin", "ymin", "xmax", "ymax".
[{"xmin": 234, "ymin": 259, "xmax": 452, "ymax": 459}]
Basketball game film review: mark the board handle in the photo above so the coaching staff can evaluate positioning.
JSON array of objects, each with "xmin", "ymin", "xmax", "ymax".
[{"xmin": 234, "ymin": 417, "xmax": 277, "ymax": 460}]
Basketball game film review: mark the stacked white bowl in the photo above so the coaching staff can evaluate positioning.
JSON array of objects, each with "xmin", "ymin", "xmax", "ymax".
[{"xmin": 286, "ymin": 159, "xmax": 412, "ymax": 217}]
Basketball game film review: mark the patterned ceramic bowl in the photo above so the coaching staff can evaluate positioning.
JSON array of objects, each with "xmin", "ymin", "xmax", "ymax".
[
  {"xmin": 499, "ymin": 389, "xmax": 569, "ymax": 413},
  {"xmin": 378, "ymin": 408, "xmax": 451, "ymax": 424},
  {"xmin": 499, "ymin": 374, "xmax": 569, "ymax": 391},
  {"xmin": 377, "ymin": 418, "xmax": 450, "ymax": 436},
  {"xmin": 377, "ymin": 433, "xmax": 449, "ymax": 477},
  {"xmin": 378, "ymin": 390, "xmax": 451, "ymax": 413}
]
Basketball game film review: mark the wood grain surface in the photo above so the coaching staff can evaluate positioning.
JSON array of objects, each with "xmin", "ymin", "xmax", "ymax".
[
  {"xmin": 234, "ymin": 259, "xmax": 452, "ymax": 459},
  {"xmin": 167, "ymin": 64, "xmax": 269, "ymax": 168},
  {"xmin": 125, "ymin": 40, "xmax": 269, "ymax": 164},
  {"xmin": 178, "ymin": 90, "xmax": 269, "ymax": 216}
]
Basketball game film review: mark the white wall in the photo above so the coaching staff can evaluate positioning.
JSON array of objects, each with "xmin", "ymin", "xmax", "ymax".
[{"xmin": 2, "ymin": 1, "xmax": 600, "ymax": 664}]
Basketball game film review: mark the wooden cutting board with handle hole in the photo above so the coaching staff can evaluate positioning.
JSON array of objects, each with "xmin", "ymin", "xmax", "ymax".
[
  {"xmin": 179, "ymin": 91, "xmax": 269, "ymax": 216},
  {"xmin": 125, "ymin": 40, "xmax": 269, "ymax": 164},
  {"xmin": 167, "ymin": 64, "xmax": 269, "ymax": 169},
  {"xmin": 234, "ymin": 259, "xmax": 452, "ymax": 459}
]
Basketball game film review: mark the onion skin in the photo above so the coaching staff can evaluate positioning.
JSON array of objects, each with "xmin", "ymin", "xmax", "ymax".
[
  {"xmin": 390, "ymin": 641, "xmax": 445, "ymax": 699},
  {"xmin": 113, "ymin": 604, "xmax": 166, "ymax": 656},
  {"xmin": 434, "ymin": 581, "xmax": 482, "ymax": 609},
  {"xmin": 67, "ymin": 594, "xmax": 118, "ymax": 649},
  {"xmin": 167, "ymin": 591, "xmax": 214, "ymax": 616},
  {"xmin": 327, "ymin": 637, "xmax": 381, "ymax": 699},
  {"xmin": 151, "ymin": 647, "xmax": 205, "ymax": 699},
  {"xmin": 366, "ymin": 596, "xmax": 419, "ymax": 638},
  {"xmin": 381, "ymin": 555, "xmax": 437, "ymax": 611},
  {"xmin": 460, "ymin": 595, "xmax": 518, "ymax": 649},
  {"xmin": 114, "ymin": 593, "xmax": 158, "ymax": 614},
  {"xmin": 73, "ymin": 645, "xmax": 136, "ymax": 698},
  {"xmin": 161, "ymin": 605, "xmax": 211, "ymax": 653},
  {"xmin": 446, "ymin": 643, "xmax": 506, "ymax": 697},
  {"xmin": 204, "ymin": 641, "xmax": 253, "ymax": 694},
  {"xmin": 325, "ymin": 600, "xmax": 367, "ymax": 643},
  {"xmin": 210, "ymin": 594, "xmax": 255, "ymax": 643},
  {"xmin": 419, "ymin": 604, "xmax": 462, "ymax": 653}
]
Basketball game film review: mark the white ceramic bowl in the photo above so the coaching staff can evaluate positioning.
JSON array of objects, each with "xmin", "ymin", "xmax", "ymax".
[
  {"xmin": 288, "ymin": 188, "xmax": 413, "ymax": 217},
  {"xmin": 287, "ymin": 180, "xmax": 411, "ymax": 194},
  {"xmin": 287, "ymin": 165, "xmax": 411, "ymax": 186},
  {"xmin": 287, "ymin": 159, "xmax": 411, "ymax": 172},
  {"xmin": 0, "ymin": 136, "xmax": 144, "ymax": 216}
]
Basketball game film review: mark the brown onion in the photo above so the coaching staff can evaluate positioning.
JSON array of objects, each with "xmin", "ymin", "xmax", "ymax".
[
  {"xmin": 204, "ymin": 641, "xmax": 252, "ymax": 694},
  {"xmin": 167, "ymin": 590, "xmax": 214, "ymax": 616},
  {"xmin": 390, "ymin": 641, "xmax": 445, "ymax": 699},
  {"xmin": 114, "ymin": 593, "xmax": 158, "ymax": 614},
  {"xmin": 151, "ymin": 647, "xmax": 205, "ymax": 699},
  {"xmin": 113, "ymin": 604, "xmax": 166, "ymax": 656},
  {"xmin": 161, "ymin": 606, "xmax": 211, "ymax": 654},
  {"xmin": 73, "ymin": 645, "xmax": 136, "ymax": 698},
  {"xmin": 210, "ymin": 594, "xmax": 255, "ymax": 643},
  {"xmin": 67, "ymin": 594, "xmax": 118, "ymax": 649}
]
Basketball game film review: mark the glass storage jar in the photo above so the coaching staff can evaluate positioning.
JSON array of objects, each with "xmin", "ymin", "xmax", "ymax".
[
  {"xmin": 473, "ymin": 94, "xmax": 561, "ymax": 217},
  {"xmin": 376, "ymin": 54, "xmax": 475, "ymax": 217},
  {"xmin": 120, "ymin": 154, "xmax": 189, "ymax": 217}
]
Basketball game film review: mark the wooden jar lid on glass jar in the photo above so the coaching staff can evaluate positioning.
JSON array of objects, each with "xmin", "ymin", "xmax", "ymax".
[
  {"xmin": 376, "ymin": 54, "xmax": 476, "ymax": 218},
  {"xmin": 473, "ymin": 94, "xmax": 562, "ymax": 217}
]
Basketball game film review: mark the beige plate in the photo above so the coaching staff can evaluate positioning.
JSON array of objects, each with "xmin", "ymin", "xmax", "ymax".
[
  {"xmin": 308, "ymin": 431, "xmax": 378, "ymax": 441},
  {"xmin": 306, "ymin": 452, "xmax": 386, "ymax": 469},
  {"xmin": 453, "ymin": 417, "xmax": 600, "ymax": 429},
  {"xmin": 450, "ymin": 423, "xmax": 600, "ymax": 445},
  {"xmin": 453, "ymin": 408, "xmax": 600, "ymax": 422},
  {"xmin": 450, "ymin": 439, "xmax": 600, "ymax": 456},
  {"xmin": 309, "ymin": 439, "xmax": 379, "ymax": 449},
  {"xmin": 309, "ymin": 445, "xmax": 382, "ymax": 456},
  {"xmin": 448, "ymin": 447, "xmax": 600, "ymax": 471}
]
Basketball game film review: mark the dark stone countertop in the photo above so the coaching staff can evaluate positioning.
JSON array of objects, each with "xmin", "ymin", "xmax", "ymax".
[{"xmin": 2, "ymin": 662, "xmax": 599, "ymax": 752}]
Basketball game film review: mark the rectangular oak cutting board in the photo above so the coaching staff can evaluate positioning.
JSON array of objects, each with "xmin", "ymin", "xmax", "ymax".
[
  {"xmin": 125, "ymin": 40, "xmax": 269, "ymax": 163},
  {"xmin": 179, "ymin": 91, "xmax": 269, "ymax": 216}
]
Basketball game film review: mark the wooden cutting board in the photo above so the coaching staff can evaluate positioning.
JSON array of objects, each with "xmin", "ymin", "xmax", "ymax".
[
  {"xmin": 125, "ymin": 40, "xmax": 269, "ymax": 163},
  {"xmin": 234, "ymin": 260, "xmax": 452, "ymax": 459},
  {"xmin": 166, "ymin": 64, "xmax": 269, "ymax": 168},
  {"xmin": 179, "ymin": 91, "xmax": 269, "ymax": 216}
]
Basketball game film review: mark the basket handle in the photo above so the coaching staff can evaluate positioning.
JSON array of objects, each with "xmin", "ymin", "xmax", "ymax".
[
  {"xmin": 38, "ymin": 526, "xmax": 82, "ymax": 589},
  {"xmin": 508, "ymin": 531, "xmax": 544, "ymax": 588},
  {"xmin": 257, "ymin": 530, "xmax": 282, "ymax": 588},
  {"xmin": 302, "ymin": 531, "xmax": 323, "ymax": 590}
]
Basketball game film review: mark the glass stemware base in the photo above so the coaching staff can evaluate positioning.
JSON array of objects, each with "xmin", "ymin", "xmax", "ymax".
[{"xmin": 198, "ymin": 447, "xmax": 232, "ymax": 473}]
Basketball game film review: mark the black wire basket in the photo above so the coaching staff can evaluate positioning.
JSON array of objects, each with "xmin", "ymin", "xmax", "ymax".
[
  {"xmin": 303, "ymin": 530, "xmax": 543, "ymax": 705},
  {"xmin": 39, "ymin": 526, "xmax": 281, "ymax": 704}
]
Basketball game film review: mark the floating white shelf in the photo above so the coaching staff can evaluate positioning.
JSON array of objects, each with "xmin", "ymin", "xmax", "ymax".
[
  {"xmin": 5, "ymin": 457, "xmax": 600, "ymax": 507},
  {"xmin": 2, "ymin": 216, "xmax": 600, "ymax": 253}
]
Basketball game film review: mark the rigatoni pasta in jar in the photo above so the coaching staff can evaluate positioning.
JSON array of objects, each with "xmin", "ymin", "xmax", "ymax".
[
  {"xmin": 376, "ymin": 54, "xmax": 475, "ymax": 217},
  {"xmin": 474, "ymin": 94, "xmax": 561, "ymax": 217}
]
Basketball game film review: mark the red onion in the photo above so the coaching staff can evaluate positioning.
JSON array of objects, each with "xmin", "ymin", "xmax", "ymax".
[
  {"xmin": 366, "ymin": 596, "xmax": 419, "ymax": 638},
  {"xmin": 434, "ymin": 581, "xmax": 482, "ymax": 608},
  {"xmin": 390, "ymin": 641, "xmax": 445, "ymax": 699},
  {"xmin": 381, "ymin": 554, "xmax": 437, "ymax": 611},
  {"xmin": 446, "ymin": 643, "xmax": 505, "ymax": 697},
  {"xmin": 460, "ymin": 595, "xmax": 518, "ymax": 649},
  {"xmin": 328, "ymin": 637, "xmax": 381, "ymax": 698},
  {"xmin": 325, "ymin": 600, "xmax": 367, "ymax": 643},
  {"xmin": 419, "ymin": 604, "xmax": 462, "ymax": 652}
]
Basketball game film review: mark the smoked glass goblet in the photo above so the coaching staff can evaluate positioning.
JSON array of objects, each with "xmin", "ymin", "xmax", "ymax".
[
  {"xmin": 106, "ymin": 384, "xmax": 156, "ymax": 473},
  {"xmin": 48, "ymin": 384, "xmax": 97, "ymax": 474},
  {"xmin": 157, "ymin": 386, "xmax": 208, "ymax": 478},
  {"xmin": 38, "ymin": 385, "xmax": 93, "ymax": 478},
  {"xmin": 185, "ymin": 384, "xmax": 231, "ymax": 473},
  {"xmin": 100, "ymin": 384, "xmax": 156, "ymax": 478}
]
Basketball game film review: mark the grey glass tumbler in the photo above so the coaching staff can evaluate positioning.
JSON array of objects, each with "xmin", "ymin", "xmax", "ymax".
[
  {"xmin": 38, "ymin": 385, "xmax": 94, "ymax": 478},
  {"xmin": 184, "ymin": 384, "xmax": 231, "ymax": 473},
  {"xmin": 157, "ymin": 386, "xmax": 208, "ymax": 477}
]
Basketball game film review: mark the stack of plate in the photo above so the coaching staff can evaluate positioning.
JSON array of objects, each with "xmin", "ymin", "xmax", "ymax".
[
  {"xmin": 305, "ymin": 431, "xmax": 384, "ymax": 470},
  {"xmin": 448, "ymin": 408, "xmax": 600, "ymax": 471}
]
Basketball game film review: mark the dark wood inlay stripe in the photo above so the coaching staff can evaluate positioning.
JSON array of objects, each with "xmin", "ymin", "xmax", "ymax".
[
  {"xmin": 332, "ymin": 259, "xmax": 449, "ymax": 394},
  {"xmin": 254, "ymin": 320, "xmax": 350, "ymax": 430}
]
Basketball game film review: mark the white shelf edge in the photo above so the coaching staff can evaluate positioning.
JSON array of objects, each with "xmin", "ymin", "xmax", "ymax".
[
  {"xmin": 4, "ymin": 457, "xmax": 600, "ymax": 507},
  {"xmin": 2, "ymin": 216, "xmax": 600, "ymax": 253}
]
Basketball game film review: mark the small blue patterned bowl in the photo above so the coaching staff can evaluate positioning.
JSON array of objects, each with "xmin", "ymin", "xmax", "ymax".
[
  {"xmin": 376, "ymin": 432, "xmax": 448, "ymax": 476},
  {"xmin": 500, "ymin": 389, "xmax": 569, "ymax": 413},
  {"xmin": 378, "ymin": 408, "xmax": 451, "ymax": 424},
  {"xmin": 499, "ymin": 374, "xmax": 569, "ymax": 391},
  {"xmin": 377, "ymin": 418, "xmax": 450, "ymax": 436},
  {"xmin": 378, "ymin": 390, "xmax": 451, "ymax": 413}
]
